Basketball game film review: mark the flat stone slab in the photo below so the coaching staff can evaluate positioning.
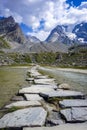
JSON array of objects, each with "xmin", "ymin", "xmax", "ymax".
[
  {"xmin": 35, "ymin": 75, "xmax": 48, "ymax": 79},
  {"xmin": 23, "ymin": 124, "xmax": 87, "ymax": 130},
  {"xmin": 30, "ymin": 84, "xmax": 57, "ymax": 89},
  {"xmin": 60, "ymin": 107, "xmax": 87, "ymax": 122},
  {"xmin": 40, "ymin": 90, "xmax": 85, "ymax": 99},
  {"xmin": 59, "ymin": 99, "xmax": 87, "ymax": 108},
  {"xmin": 47, "ymin": 111, "xmax": 64, "ymax": 125},
  {"xmin": 5, "ymin": 101, "xmax": 41, "ymax": 108},
  {"xmin": 24, "ymin": 94, "xmax": 43, "ymax": 101},
  {"xmin": 19, "ymin": 86, "xmax": 54, "ymax": 94},
  {"xmin": 34, "ymin": 79, "xmax": 55, "ymax": 85},
  {"xmin": 26, "ymin": 78, "xmax": 34, "ymax": 81},
  {"xmin": 0, "ymin": 107, "xmax": 47, "ymax": 128}
]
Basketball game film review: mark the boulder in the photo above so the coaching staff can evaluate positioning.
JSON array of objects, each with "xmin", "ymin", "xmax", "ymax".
[
  {"xmin": 60, "ymin": 107, "xmax": 87, "ymax": 122},
  {"xmin": 24, "ymin": 94, "xmax": 43, "ymax": 101},
  {"xmin": 58, "ymin": 83, "xmax": 71, "ymax": 90},
  {"xmin": 0, "ymin": 107, "xmax": 47, "ymax": 128},
  {"xmin": 5, "ymin": 101, "xmax": 41, "ymax": 108},
  {"xmin": 40, "ymin": 90, "xmax": 85, "ymax": 99},
  {"xmin": 59, "ymin": 99, "xmax": 87, "ymax": 108}
]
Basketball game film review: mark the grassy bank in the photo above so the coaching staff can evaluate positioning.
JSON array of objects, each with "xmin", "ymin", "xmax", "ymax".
[{"xmin": 0, "ymin": 66, "xmax": 29, "ymax": 109}]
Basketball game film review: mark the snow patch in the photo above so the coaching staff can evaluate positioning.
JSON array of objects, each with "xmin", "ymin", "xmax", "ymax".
[{"xmin": 66, "ymin": 32, "xmax": 76, "ymax": 40}]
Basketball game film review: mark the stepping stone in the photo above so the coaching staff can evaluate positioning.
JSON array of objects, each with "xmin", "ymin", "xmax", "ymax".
[
  {"xmin": 40, "ymin": 90, "xmax": 85, "ymax": 99},
  {"xmin": 34, "ymin": 79, "xmax": 55, "ymax": 85},
  {"xmin": 60, "ymin": 107, "xmax": 87, "ymax": 122},
  {"xmin": 19, "ymin": 86, "xmax": 54, "ymax": 94},
  {"xmin": 23, "ymin": 124, "xmax": 87, "ymax": 130},
  {"xmin": 5, "ymin": 101, "xmax": 41, "ymax": 108},
  {"xmin": 58, "ymin": 83, "xmax": 71, "ymax": 90},
  {"xmin": 26, "ymin": 78, "xmax": 34, "ymax": 81},
  {"xmin": 30, "ymin": 84, "xmax": 57, "ymax": 89},
  {"xmin": 47, "ymin": 111, "xmax": 64, "ymax": 125},
  {"xmin": 59, "ymin": 99, "xmax": 87, "ymax": 108},
  {"xmin": 35, "ymin": 75, "xmax": 48, "ymax": 79},
  {"xmin": 24, "ymin": 94, "xmax": 43, "ymax": 101},
  {"xmin": 0, "ymin": 107, "xmax": 47, "ymax": 128}
]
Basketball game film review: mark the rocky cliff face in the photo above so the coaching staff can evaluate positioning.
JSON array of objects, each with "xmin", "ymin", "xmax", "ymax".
[
  {"xmin": 46, "ymin": 25, "xmax": 75, "ymax": 45},
  {"xmin": 72, "ymin": 22, "xmax": 87, "ymax": 43},
  {"xmin": 0, "ymin": 16, "xmax": 26, "ymax": 44}
]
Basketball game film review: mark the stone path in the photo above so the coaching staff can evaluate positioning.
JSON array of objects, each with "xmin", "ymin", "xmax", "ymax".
[{"xmin": 0, "ymin": 65, "xmax": 87, "ymax": 129}]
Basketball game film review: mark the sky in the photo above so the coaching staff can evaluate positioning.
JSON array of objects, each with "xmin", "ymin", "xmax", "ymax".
[{"xmin": 0, "ymin": 0, "xmax": 87, "ymax": 41}]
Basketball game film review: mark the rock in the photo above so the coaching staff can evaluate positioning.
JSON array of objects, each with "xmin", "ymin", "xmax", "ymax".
[
  {"xmin": 0, "ymin": 107, "xmax": 47, "ymax": 128},
  {"xmin": 24, "ymin": 94, "xmax": 43, "ymax": 101},
  {"xmin": 26, "ymin": 78, "xmax": 34, "ymax": 81},
  {"xmin": 34, "ymin": 79, "xmax": 55, "ymax": 85},
  {"xmin": 19, "ymin": 86, "xmax": 54, "ymax": 94},
  {"xmin": 11, "ymin": 95, "xmax": 24, "ymax": 101},
  {"xmin": 47, "ymin": 111, "xmax": 64, "ymax": 126},
  {"xmin": 35, "ymin": 75, "xmax": 48, "ymax": 79},
  {"xmin": 60, "ymin": 107, "xmax": 87, "ymax": 122},
  {"xmin": 40, "ymin": 90, "xmax": 85, "ymax": 99},
  {"xmin": 58, "ymin": 83, "xmax": 71, "ymax": 90},
  {"xmin": 59, "ymin": 99, "xmax": 87, "ymax": 108},
  {"xmin": 5, "ymin": 101, "xmax": 41, "ymax": 108},
  {"xmin": 23, "ymin": 124, "xmax": 87, "ymax": 130},
  {"xmin": 30, "ymin": 84, "xmax": 57, "ymax": 89}
]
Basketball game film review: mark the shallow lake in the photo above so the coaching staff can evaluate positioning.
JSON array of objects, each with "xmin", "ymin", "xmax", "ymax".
[{"xmin": 39, "ymin": 67, "xmax": 87, "ymax": 94}]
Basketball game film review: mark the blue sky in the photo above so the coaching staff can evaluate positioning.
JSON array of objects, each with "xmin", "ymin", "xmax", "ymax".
[{"xmin": 0, "ymin": 0, "xmax": 87, "ymax": 40}]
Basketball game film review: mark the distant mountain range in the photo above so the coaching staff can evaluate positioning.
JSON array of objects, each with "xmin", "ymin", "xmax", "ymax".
[{"xmin": 0, "ymin": 16, "xmax": 87, "ymax": 53}]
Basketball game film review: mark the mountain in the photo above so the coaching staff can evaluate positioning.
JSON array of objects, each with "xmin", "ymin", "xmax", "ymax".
[
  {"xmin": 26, "ymin": 35, "xmax": 40, "ymax": 43},
  {"xmin": 0, "ymin": 16, "xmax": 87, "ymax": 53},
  {"xmin": 0, "ymin": 16, "xmax": 26, "ymax": 44},
  {"xmin": 46, "ymin": 25, "xmax": 75, "ymax": 45},
  {"xmin": 72, "ymin": 22, "xmax": 87, "ymax": 43}
]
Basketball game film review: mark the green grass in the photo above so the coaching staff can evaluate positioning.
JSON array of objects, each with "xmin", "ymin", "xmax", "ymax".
[{"xmin": 0, "ymin": 66, "xmax": 29, "ymax": 108}]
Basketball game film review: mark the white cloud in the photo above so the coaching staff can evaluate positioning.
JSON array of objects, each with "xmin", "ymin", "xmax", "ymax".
[
  {"xmin": 0, "ymin": 0, "xmax": 87, "ymax": 40},
  {"xmin": 27, "ymin": 30, "xmax": 50, "ymax": 41}
]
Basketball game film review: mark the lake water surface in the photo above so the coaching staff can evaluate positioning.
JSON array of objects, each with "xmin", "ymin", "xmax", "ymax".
[{"xmin": 39, "ymin": 67, "xmax": 87, "ymax": 94}]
